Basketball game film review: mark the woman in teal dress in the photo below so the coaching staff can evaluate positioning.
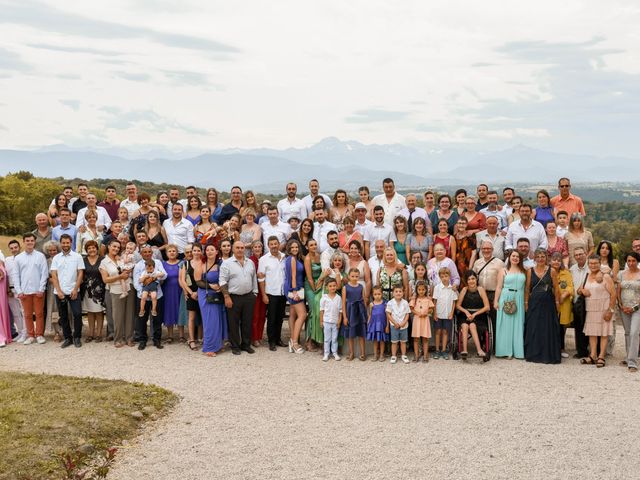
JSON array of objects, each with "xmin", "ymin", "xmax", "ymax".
[
  {"xmin": 304, "ymin": 239, "xmax": 326, "ymax": 350},
  {"xmin": 393, "ymin": 216, "xmax": 409, "ymax": 265},
  {"xmin": 494, "ymin": 250, "xmax": 530, "ymax": 359}
]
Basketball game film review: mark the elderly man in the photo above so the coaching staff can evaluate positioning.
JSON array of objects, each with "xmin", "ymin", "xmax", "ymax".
[
  {"xmin": 220, "ymin": 241, "xmax": 258, "ymax": 355},
  {"xmin": 505, "ymin": 204, "xmax": 547, "ymax": 256},
  {"xmin": 50, "ymin": 234, "xmax": 85, "ymax": 348},
  {"xmin": 480, "ymin": 191, "xmax": 508, "ymax": 230},
  {"xmin": 120, "ymin": 182, "xmax": 140, "ymax": 217},
  {"xmin": 367, "ymin": 240, "xmax": 386, "ymax": 287},
  {"xmin": 476, "ymin": 216, "xmax": 506, "ymax": 261},
  {"xmin": 551, "ymin": 177, "xmax": 586, "ymax": 218},
  {"xmin": 398, "ymin": 193, "xmax": 430, "ymax": 233},
  {"xmin": 162, "ymin": 203, "xmax": 195, "ymax": 257},
  {"xmin": 302, "ymin": 179, "xmax": 333, "ymax": 215},
  {"xmin": 372, "ymin": 177, "xmax": 405, "ymax": 225},
  {"xmin": 570, "ymin": 246, "xmax": 589, "ymax": 358},
  {"xmin": 277, "ymin": 182, "xmax": 308, "ymax": 222},
  {"xmin": 364, "ymin": 205, "xmax": 396, "ymax": 259},
  {"xmin": 261, "ymin": 206, "xmax": 291, "ymax": 250},
  {"xmin": 473, "ymin": 240, "xmax": 502, "ymax": 344},
  {"xmin": 258, "ymin": 236, "xmax": 287, "ymax": 351},
  {"xmin": 75, "ymin": 192, "xmax": 112, "ymax": 231},
  {"xmin": 32, "ymin": 213, "xmax": 52, "ymax": 254},
  {"xmin": 133, "ymin": 245, "xmax": 167, "ymax": 350},
  {"xmin": 11, "ymin": 233, "xmax": 49, "ymax": 344}
]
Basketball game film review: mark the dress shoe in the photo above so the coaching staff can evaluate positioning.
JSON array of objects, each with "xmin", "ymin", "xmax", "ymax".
[
  {"xmin": 153, "ymin": 341, "xmax": 164, "ymax": 349},
  {"xmin": 61, "ymin": 339, "xmax": 73, "ymax": 349},
  {"xmin": 269, "ymin": 343, "xmax": 277, "ymax": 351},
  {"xmin": 276, "ymin": 340, "xmax": 287, "ymax": 348},
  {"xmin": 241, "ymin": 346, "xmax": 255, "ymax": 354},
  {"xmin": 73, "ymin": 338, "xmax": 82, "ymax": 348},
  {"xmin": 138, "ymin": 342, "xmax": 146, "ymax": 351},
  {"xmin": 106, "ymin": 335, "xmax": 114, "ymax": 342},
  {"xmin": 231, "ymin": 348, "xmax": 241, "ymax": 355}
]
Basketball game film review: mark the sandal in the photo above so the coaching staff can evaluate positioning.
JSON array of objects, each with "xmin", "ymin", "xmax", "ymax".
[
  {"xmin": 580, "ymin": 356, "xmax": 596, "ymax": 365},
  {"xmin": 94, "ymin": 336, "xmax": 103, "ymax": 343},
  {"xmin": 205, "ymin": 351, "xmax": 216, "ymax": 357},
  {"xmin": 165, "ymin": 337, "xmax": 173, "ymax": 344},
  {"xmin": 346, "ymin": 353, "xmax": 355, "ymax": 361},
  {"xmin": 359, "ymin": 354, "xmax": 366, "ymax": 361},
  {"xmin": 629, "ymin": 366, "xmax": 638, "ymax": 373},
  {"xmin": 460, "ymin": 351, "xmax": 468, "ymax": 359},
  {"xmin": 85, "ymin": 336, "xmax": 93, "ymax": 343},
  {"xmin": 596, "ymin": 357, "xmax": 606, "ymax": 368},
  {"xmin": 179, "ymin": 337, "xmax": 187, "ymax": 343},
  {"xmin": 188, "ymin": 340, "xmax": 198, "ymax": 351},
  {"xmin": 371, "ymin": 355, "xmax": 379, "ymax": 362},
  {"xmin": 53, "ymin": 333, "xmax": 61, "ymax": 342}
]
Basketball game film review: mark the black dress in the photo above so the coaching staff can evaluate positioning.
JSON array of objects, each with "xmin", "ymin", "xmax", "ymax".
[
  {"xmin": 524, "ymin": 268, "xmax": 561, "ymax": 364},
  {"xmin": 458, "ymin": 289, "xmax": 488, "ymax": 328}
]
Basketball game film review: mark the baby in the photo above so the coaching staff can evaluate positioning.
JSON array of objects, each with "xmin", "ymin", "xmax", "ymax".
[
  {"xmin": 119, "ymin": 242, "xmax": 137, "ymax": 298},
  {"xmin": 138, "ymin": 260, "xmax": 160, "ymax": 317}
]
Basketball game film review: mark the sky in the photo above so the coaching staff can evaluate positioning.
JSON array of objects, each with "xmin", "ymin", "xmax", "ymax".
[{"xmin": 0, "ymin": 0, "xmax": 639, "ymax": 157}]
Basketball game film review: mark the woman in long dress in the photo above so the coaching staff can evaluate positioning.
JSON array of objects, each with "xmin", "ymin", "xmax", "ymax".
[
  {"xmin": 524, "ymin": 249, "xmax": 561, "ymax": 364},
  {"xmin": 494, "ymin": 250, "xmax": 530, "ymax": 359},
  {"xmin": 249, "ymin": 241, "xmax": 267, "ymax": 347},
  {"xmin": 305, "ymin": 239, "xmax": 325, "ymax": 350},
  {"xmin": 0, "ymin": 262, "xmax": 12, "ymax": 347},
  {"xmin": 162, "ymin": 245, "xmax": 182, "ymax": 343},
  {"xmin": 195, "ymin": 244, "xmax": 227, "ymax": 356}
]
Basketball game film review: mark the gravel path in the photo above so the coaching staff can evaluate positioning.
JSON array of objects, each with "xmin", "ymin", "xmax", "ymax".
[{"xmin": 1, "ymin": 330, "xmax": 639, "ymax": 480}]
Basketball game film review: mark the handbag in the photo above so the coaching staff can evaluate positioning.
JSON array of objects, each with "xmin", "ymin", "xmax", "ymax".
[
  {"xmin": 288, "ymin": 289, "xmax": 305, "ymax": 301},
  {"xmin": 502, "ymin": 300, "xmax": 517, "ymax": 314},
  {"xmin": 203, "ymin": 261, "xmax": 223, "ymax": 304}
]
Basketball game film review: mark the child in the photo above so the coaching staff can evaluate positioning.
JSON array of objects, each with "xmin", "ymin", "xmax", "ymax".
[
  {"xmin": 386, "ymin": 285, "xmax": 411, "ymax": 364},
  {"xmin": 138, "ymin": 259, "xmax": 160, "ymax": 317},
  {"xmin": 119, "ymin": 241, "xmax": 137, "ymax": 298},
  {"xmin": 410, "ymin": 281, "xmax": 434, "ymax": 362},
  {"xmin": 556, "ymin": 210, "xmax": 569, "ymax": 238},
  {"xmin": 410, "ymin": 262, "xmax": 429, "ymax": 299},
  {"xmin": 320, "ymin": 278, "xmax": 342, "ymax": 361},
  {"xmin": 367, "ymin": 286, "xmax": 388, "ymax": 362},
  {"xmin": 432, "ymin": 267, "xmax": 458, "ymax": 359},
  {"xmin": 342, "ymin": 268, "xmax": 367, "ymax": 361}
]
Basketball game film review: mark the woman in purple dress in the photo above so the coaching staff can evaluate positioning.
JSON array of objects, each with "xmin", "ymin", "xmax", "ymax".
[
  {"xmin": 162, "ymin": 245, "xmax": 182, "ymax": 343},
  {"xmin": 195, "ymin": 244, "xmax": 227, "ymax": 356}
]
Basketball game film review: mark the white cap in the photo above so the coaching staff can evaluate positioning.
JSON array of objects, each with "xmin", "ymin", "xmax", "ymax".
[{"xmin": 354, "ymin": 202, "xmax": 367, "ymax": 210}]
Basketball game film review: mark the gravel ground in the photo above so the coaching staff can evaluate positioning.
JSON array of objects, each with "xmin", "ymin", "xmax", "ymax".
[{"xmin": 1, "ymin": 329, "xmax": 639, "ymax": 480}]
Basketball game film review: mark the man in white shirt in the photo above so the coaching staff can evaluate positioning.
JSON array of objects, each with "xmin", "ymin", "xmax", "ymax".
[
  {"xmin": 50, "ymin": 234, "xmax": 85, "ymax": 348},
  {"xmin": 257, "ymin": 236, "xmax": 287, "ymax": 350},
  {"xmin": 75, "ymin": 193, "xmax": 112, "ymax": 231},
  {"xmin": 514, "ymin": 238, "xmax": 536, "ymax": 269},
  {"xmin": 475, "ymin": 216, "xmax": 506, "ymax": 261},
  {"xmin": 398, "ymin": 193, "xmax": 430, "ymax": 233},
  {"xmin": 353, "ymin": 202, "xmax": 373, "ymax": 234},
  {"xmin": 302, "ymin": 179, "xmax": 333, "ymax": 215},
  {"xmin": 570, "ymin": 247, "xmax": 589, "ymax": 358},
  {"xmin": 320, "ymin": 231, "xmax": 347, "ymax": 271},
  {"xmin": 10, "ymin": 233, "xmax": 49, "ymax": 345},
  {"xmin": 133, "ymin": 245, "xmax": 167, "ymax": 350},
  {"xmin": 502, "ymin": 187, "xmax": 515, "ymax": 216},
  {"xmin": 168, "ymin": 187, "xmax": 189, "ymax": 212},
  {"xmin": 505, "ymin": 204, "xmax": 547, "ymax": 255},
  {"xmin": 120, "ymin": 182, "xmax": 140, "ymax": 217},
  {"xmin": 261, "ymin": 206, "xmax": 291, "ymax": 250},
  {"xmin": 5, "ymin": 239, "xmax": 27, "ymax": 342},
  {"xmin": 364, "ymin": 205, "xmax": 397, "ymax": 259},
  {"xmin": 277, "ymin": 182, "xmax": 308, "ymax": 223},
  {"xmin": 372, "ymin": 177, "xmax": 405, "ymax": 225},
  {"xmin": 162, "ymin": 203, "xmax": 195, "ymax": 257},
  {"xmin": 480, "ymin": 191, "xmax": 508, "ymax": 230},
  {"xmin": 368, "ymin": 240, "xmax": 386, "ymax": 287},
  {"xmin": 312, "ymin": 208, "xmax": 337, "ymax": 253}
]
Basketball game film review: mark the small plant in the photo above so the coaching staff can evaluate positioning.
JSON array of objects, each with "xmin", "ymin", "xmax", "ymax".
[{"xmin": 57, "ymin": 447, "xmax": 118, "ymax": 480}]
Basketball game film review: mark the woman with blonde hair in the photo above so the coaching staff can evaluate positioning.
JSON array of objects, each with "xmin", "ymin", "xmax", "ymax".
[{"xmin": 565, "ymin": 213, "xmax": 594, "ymax": 266}]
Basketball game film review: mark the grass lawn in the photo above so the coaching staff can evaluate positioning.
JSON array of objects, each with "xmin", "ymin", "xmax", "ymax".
[{"xmin": 0, "ymin": 371, "xmax": 177, "ymax": 479}]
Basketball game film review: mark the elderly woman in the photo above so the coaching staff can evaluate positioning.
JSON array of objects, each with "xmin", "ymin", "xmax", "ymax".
[
  {"xmin": 81, "ymin": 239, "xmax": 105, "ymax": 342},
  {"xmin": 43, "ymin": 240, "xmax": 61, "ymax": 339},
  {"xmin": 240, "ymin": 209, "xmax": 262, "ymax": 247},
  {"xmin": 428, "ymin": 243, "xmax": 460, "ymax": 289},
  {"xmin": 565, "ymin": 213, "xmax": 594, "ymax": 266},
  {"xmin": 524, "ymin": 249, "xmax": 561, "ymax": 364},
  {"xmin": 617, "ymin": 252, "xmax": 640, "ymax": 372},
  {"xmin": 581, "ymin": 255, "xmax": 616, "ymax": 367},
  {"xmin": 76, "ymin": 210, "xmax": 103, "ymax": 256},
  {"xmin": 100, "ymin": 239, "xmax": 135, "ymax": 347},
  {"xmin": 550, "ymin": 252, "xmax": 574, "ymax": 358},
  {"xmin": 406, "ymin": 217, "xmax": 433, "ymax": 263},
  {"xmin": 461, "ymin": 196, "xmax": 486, "ymax": 236},
  {"xmin": 378, "ymin": 247, "xmax": 409, "ymax": 301},
  {"xmin": 338, "ymin": 216, "xmax": 363, "ymax": 255}
]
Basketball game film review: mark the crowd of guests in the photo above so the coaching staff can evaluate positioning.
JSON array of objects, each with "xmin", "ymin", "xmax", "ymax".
[{"xmin": 1, "ymin": 177, "xmax": 639, "ymax": 371}]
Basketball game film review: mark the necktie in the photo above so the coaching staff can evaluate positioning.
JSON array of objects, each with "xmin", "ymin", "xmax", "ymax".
[{"xmin": 408, "ymin": 210, "xmax": 414, "ymax": 230}]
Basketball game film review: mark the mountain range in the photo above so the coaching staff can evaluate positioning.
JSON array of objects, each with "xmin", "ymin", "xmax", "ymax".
[{"xmin": 0, "ymin": 138, "xmax": 637, "ymax": 193}]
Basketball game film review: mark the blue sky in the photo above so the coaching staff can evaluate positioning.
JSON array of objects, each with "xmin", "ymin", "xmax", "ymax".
[{"xmin": 0, "ymin": 0, "xmax": 639, "ymax": 158}]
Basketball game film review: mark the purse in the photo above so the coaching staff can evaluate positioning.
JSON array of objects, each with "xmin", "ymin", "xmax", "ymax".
[
  {"xmin": 203, "ymin": 262, "xmax": 223, "ymax": 304},
  {"xmin": 502, "ymin": 300, "xmax": 517, "ymax": 314},
  {"xmin": 288, "ymin": 289, "xmax": 305, "ymax": 300}
]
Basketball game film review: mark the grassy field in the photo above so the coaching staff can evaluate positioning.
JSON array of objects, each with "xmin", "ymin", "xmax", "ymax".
[{"xmin": 0, "ymin": 371, "xmax": 177, "ymax": 480}]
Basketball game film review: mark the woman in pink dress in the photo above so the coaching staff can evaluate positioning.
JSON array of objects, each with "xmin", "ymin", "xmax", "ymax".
[{"xmin": 0, "ymin": 263, "xmax": 12, "ymax": 347}]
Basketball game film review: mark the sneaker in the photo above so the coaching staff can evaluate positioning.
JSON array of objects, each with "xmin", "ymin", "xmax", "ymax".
[
  {"xmin": 0, "ymin": 341, "xmax": 5, "ymax": 347},
  {"xmin": 15, "ymin": 333, "xmax": 27, "ymax": 343},
  {"xmin": 322, "ymin": 355, "xmax": 329, "ymax": 362},
  {"xmin": 333, "ymin": 353, "xmax": 341, "ymax": 361},
  {"xmin": 401, "ymin": 355, "xmax": 410, "ymax": 364},
  {"xmin": 432, "ymin": 351, "xmax": 440, "ymax": 359},
  {"xmin": 561, "ymin": 351, "xmax": 569, "ymax": 358},
  {"xmin": 23, "ymin": 337, "xmax": 35, "ymax": 345},
  {"xmin": 390, "ymin": 356, "xmax": 397, "ymax": 364},
  {"xmin": 36, "ymin": 336, "xmax": 46, "ymax": 344},
  {"xmin": 441, "ymin": 351, "xmax": 449, "ymax": 360}
]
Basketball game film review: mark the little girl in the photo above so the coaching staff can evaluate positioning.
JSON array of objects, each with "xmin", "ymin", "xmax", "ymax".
[
  {"xmin": 432, "ymin": 267, "xmax": 458, "ymax": 360},
  {"xmin": 410, "ymin": 262, "xmax": 429, "ymax": 299},
  {"xmin": 367, "ymin": 286, "xmax": 388, "ymax": 362},
  {"xmin": 342, "ymin": 268, "xmax": 367, "ymax": 361},
  {"xmin": 119, "ymin": 241, "xmax": 137, "ymax": 298},
  {"xmin": 410, "ymin": 281, "xmax": 434, "ymax": 362},
  {"xmin": 138, "ymin": 260, "xmax": 160, "ymax": 317}
]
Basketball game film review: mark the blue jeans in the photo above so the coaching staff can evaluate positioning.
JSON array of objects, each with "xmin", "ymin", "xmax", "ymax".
[{"xmin": 323, "ymin": 322, "xmax": 338, "ymax": 355}]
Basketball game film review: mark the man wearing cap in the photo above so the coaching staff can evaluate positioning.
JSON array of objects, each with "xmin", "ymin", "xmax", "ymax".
[
  {"xmin": 372, "ymin": 178, "xmax": 405, "ymax": 226},
  {"xmin": 277, "ymin": 182, "xmax": 308, "ymax": 223},
  {"xmin": 353, "ymin": 202, "xmax": 373, "ymax": 235},
  {"xmin": 398, "ymin": 193, "xmax": 431, "ymax": 233}
]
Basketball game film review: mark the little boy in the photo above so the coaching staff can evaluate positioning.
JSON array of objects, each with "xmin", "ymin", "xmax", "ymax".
[
  {"xmin": 556, "ymin": 210, "xmax": 569, "ymax": 238},
  {"xmin": 432, "ymin": 267, "xmax": 458, "ymax": 359},
  {"xmin": 138, "ymin": 260, "xmax": 160, "ymax": 317},
  {"xmin": 320, "ymin": 278, "xmax": 342, "ymax": 361},
  {"xmin": 386, "ymin": 285, "xmax": 411, "ymax": 364}
]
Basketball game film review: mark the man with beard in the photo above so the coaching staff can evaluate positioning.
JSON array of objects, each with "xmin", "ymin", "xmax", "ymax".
[
  {"xmin": 476, "ymin": 216, "xmax": 506, "ymax": 261},
  {"xmin": 479, "ymin": 191, "xmax": 507, "ymax": 230},
  {"xmin": 277, "ymin": 182, "xmax": 308, "ymax": 222},
  {"xmin": 364, "ymin": 205, "xmax": 396, "ymax": 259},
  {"xmin": 320, "ymin": 230, "xmax": 347, "ymax": 271},
  {"xmin": 505, "ymin": 204, "xmax": 547, "ymax": 256},
  {"xmin": 133, "ymin": 245, "xmax": 167, "ymax": 350}
]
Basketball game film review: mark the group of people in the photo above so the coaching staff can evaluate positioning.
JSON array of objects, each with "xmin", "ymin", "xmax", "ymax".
[{"xmin": 1, "ymin": 177, "xmax": 639, "ymax": 371}]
